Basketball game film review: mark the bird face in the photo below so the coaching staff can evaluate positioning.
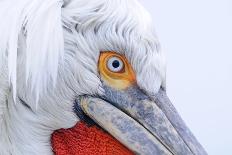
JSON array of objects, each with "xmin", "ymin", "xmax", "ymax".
[
  {"xmin": 60, "ymin": 1, "xmax": 206, "ymax": 154},
  {"xmin": 73, "ymin": 51, "xmax": 206, "ymax": 155},
  {"xmin": 1, "ymin": 0, "xmax": 206, "ymax": 154}
]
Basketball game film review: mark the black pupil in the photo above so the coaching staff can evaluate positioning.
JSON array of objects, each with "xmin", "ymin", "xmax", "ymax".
[{"xmin": 112, "ymin": 60, "xmax": 120, "ymax": 68}]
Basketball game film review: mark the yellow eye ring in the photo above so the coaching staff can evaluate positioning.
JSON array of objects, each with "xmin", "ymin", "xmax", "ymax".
[{"xmin": 98, "ymin": 51, "xmax": 136, "ymax": 90}]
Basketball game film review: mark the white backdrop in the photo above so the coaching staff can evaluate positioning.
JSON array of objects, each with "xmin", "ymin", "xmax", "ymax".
[{"xmin": 139, "ymin": 0, "xmax": 232, "ymax": 154}]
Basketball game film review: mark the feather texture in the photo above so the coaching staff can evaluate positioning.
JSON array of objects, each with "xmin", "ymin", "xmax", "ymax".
[
  {"xmin": 0, "ymin": 0, "xmax": 166, "ymax": 154},
  {"xmin": 0, "ymin": 0, "xmax": 64, "ymax": 101}
]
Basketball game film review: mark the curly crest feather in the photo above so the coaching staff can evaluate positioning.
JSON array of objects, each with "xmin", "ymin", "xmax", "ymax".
[{"xmin": 0, "ymin": 0, "xmax": 165, "ymax": 154}]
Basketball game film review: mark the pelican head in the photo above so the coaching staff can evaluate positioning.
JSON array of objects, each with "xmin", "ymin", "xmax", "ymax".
[{"xmin": 0, "ymin": 0, "xmax": 207, "ymax": 154}]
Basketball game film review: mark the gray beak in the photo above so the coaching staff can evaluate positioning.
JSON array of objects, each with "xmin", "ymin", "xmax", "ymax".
[{"xmin": 79, "ymin": 86, "xmax": 207, "ymax": 155}]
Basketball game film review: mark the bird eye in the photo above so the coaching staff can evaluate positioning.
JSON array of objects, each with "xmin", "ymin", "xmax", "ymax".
[
  {"xmin": 107, "ymin": 56, "xmax": 124, "ymax": 73},
  {"xmin": 98, "ymin": 51, "xmax": 136, "ymax": 90}
]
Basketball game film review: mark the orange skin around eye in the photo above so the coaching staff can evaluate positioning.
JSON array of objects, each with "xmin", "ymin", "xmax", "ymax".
[{"xmin": 98, "ymin": 51, "xmax": 136, "ymax": 90}]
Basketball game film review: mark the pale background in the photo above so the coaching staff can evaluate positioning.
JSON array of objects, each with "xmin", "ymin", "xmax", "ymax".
[{"xmin": 140, "ymin": 0, "xmax": 232, "ymax": 154}]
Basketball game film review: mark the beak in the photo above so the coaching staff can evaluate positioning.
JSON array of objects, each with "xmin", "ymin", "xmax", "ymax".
[{"xmin": 79, "ymin": 86, "xmax": 207, "ymax": 155}]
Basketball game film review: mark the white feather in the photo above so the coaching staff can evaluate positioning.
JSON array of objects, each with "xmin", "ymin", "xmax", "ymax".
[{"xmin": 0, "ymin": 0, "xmax": 166, "ymax": 154}]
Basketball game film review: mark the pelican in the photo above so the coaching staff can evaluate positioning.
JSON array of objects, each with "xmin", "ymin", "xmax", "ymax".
[{"xmin": 0, "ymin": 0, "xmax": 207, "ymax": 154}]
